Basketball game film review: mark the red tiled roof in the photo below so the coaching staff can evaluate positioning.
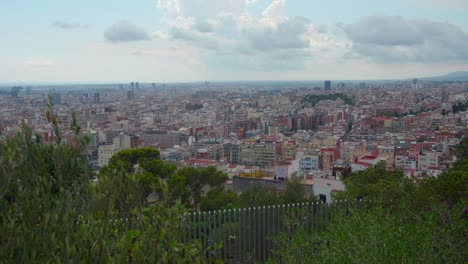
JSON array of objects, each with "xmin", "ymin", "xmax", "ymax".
[
  {"xmin": 360, "ymin": 155, "xmax": 377, "ymax": 160},
  {"xmin": 352, "ymin": 161, "xmax": 371, "ymax": 167}
]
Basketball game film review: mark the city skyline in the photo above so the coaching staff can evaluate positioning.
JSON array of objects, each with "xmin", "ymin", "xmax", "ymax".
[{"xmin": 1, "ymin": 0, "xmax": 468, "ymax": 83}]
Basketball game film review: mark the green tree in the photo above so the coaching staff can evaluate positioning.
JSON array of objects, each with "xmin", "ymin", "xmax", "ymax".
[
  {"xmin": 333, "ymin": 163, "xmax": 413, "ymax": 206},
  {"xmin": 303, "ymin": 93, "xmax": 353, "ymax": 107},
  {"xmin": 455, "ymin": 130, "xmax": 468, "ymax": 160},
  {"xmin": 238, "ymin": 186, "xmax": 282, "ymax": 208},
  {"xmin": 283, "ymin": 175, "xmax": 309, "ymax": 204},
  {"xmin": 200, "ymin": 187, "xmax": 238, "ymax": 211},
  {"xmin": 139, "ymin": 159, "xmax": 177, "ymax": 179},
  {"xmin": 97, "ymin": 148, "xmax": 170, "ymax": 216},
  {"xmin": 108, "ymin": 147, "xmax": 160, "ymax": 173},
  {"xmin": 169, "ymin": 166, "xmax": 228, "ymax": 210},
  {"xmin": 0, "ymin": 113, "xmax": 204, "ymax": 262}
]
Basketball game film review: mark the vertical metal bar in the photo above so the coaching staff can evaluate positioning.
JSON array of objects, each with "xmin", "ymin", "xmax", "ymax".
[
  {"xmin": 267, "ymin": 205, "xmax": 271, "ymax": 260},
  {"xmin": 208, "ymin": 211, "xmax": 212, "ymax": 263},
  {"xmin": 274, "ymin": 205, "xmax": 278, "ymax": 240},
  {"xmin": 297, "ymin": 203, "xmax": 300, "ymax": 227},
  {"xmin": 344, "ymin": 199, "xmax": 347, "ymax": 216},
  {"xmin": 300, "ymin": 202, "xmax": 303, "ymax": 226},
  {"xmin": 288, "ymin": 203, "xmax": 291, "ymax": 243},
  {"xmin": 198, "ymin": 211, "xmax": 202, "ymax": 242},
  {"xmin": 253, "ymin": 206, "xmax": 257, "ymax": 261},
  {"xmin": 228, "ymin": 209, "xmax": 231, "ymax": 260},
  {"xmin": 325, "ymin": 201, "xmax": 328, "ymax": 230},
  {"xmin": 243, "ymin": 208, "xmax": 246, "ymax": 262},
  {"xmin": 288, "ymin": 203, "xmax": 296, "ymax": 242},
  {"xmin": 306, "ymin": 202, "xmax": 310, "ymax": 234},
  {"xmin": 216, "ymin": 210, "xmax": 221, "ymax": 260},
  {"xmin": 293, "ymin": 203, "xmax": 303, "ymax": 260},
  {"xmin": 212, "ymin": 211, "xmax": 216, "ymax": 244},
  {"xmin": 238, "ymin": 208, "xmax": 242, "ymax": 263},
  {"xmin": 321, "ymin": 201, "xmax": 324, "ymax": 232},
  {"xmin": 316, "ymin": 202, "xmax": 320, "ymax": 234},
  {"xmin": 310, "ymin": 202, "xmax": 314, "ymax": 235},
  {"xmin": 291, "ymin": 203, "xmax": 295, "ymax": 228},
  {"xmin": 318, "ymin": 202, "xmax": 321, "ymax": 233},
  {"xmin": 194, "ymin": 213, "xmax": 196, "ymax": 243},
  {"xmin": 218, "ymin": 210, "xmax": 221, "ymax": 259},
  {"xmin": 300, "ymin": 202, "xmax": 305, "ymax": 229},
  {"xmin": 262, "ymin": 206, "xmax": 266, "ymax": 262},
  {"xmin": 316, "ymin": 201, "xmax": 322, "ymax": 232},
  {"xmin": 257, "ymin": 206, "xmax": 261, "ymax": 261},
  {"xmin": 248, "ymin": 207, "xmax": 251, "ymax": 260},
  {"xmin": 214, "ymin": 210, "xmax": 218, "ymax": 261},
  {"xmin": 274, "ymin": 204, "xmax": 278, "ymax": 260},
  {"xmin": 222, "ymin": 209, "xmax": 227, "ymax": 262},
  {"xmin": 204, "ymin": 212, "xmax": 208, "ymax": 259},
  {"xmin": 282, "ymin": 203, "xmax": 286, "ymax": 237}
]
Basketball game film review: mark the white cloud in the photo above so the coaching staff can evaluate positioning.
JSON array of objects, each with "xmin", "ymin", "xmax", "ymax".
[
  {"xmin": 156, "ymin": 0, "xmax": 180, "ymax": 16},
  {"xmin": 342, "ymin": 15, "xmax": 468, "ymax": 62},
  {"xmin": 261, "ymin": 0, "xmax": 286, "ymax": 24},
  {"xmin": 155, "ymin": 0, "xmax": 336, "ymax": 70},
  {"xmin": 151, "ymin": 30, "xmax": 169, "ymax": 39},
  {"xmin": 104, "ymin": 20, "xmax": 151, "ymax": 43}
]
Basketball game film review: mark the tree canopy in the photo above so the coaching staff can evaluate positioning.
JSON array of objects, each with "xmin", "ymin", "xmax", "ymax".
[
  {"xmin": 303, "ymin": 93, "xmax": 353, "ymax": 106},
  {"xmin": 0, "ymin": 125, "xmax": 205, "ymax": 262}
]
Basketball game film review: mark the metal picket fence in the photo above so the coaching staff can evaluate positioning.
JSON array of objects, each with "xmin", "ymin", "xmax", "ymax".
[{"xmin": 181, "ymin": 200, "xmax": 365, "ymax": 263}]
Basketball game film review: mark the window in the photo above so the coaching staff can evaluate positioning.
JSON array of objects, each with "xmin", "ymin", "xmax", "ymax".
[{"xmin": 319, "ymin": 194, "xmax": 327, "ymax": 203}]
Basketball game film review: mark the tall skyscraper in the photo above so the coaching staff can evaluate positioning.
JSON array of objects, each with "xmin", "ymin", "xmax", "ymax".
[
  {"xmin": 324, "ymin": 80, "xmax": 331, "ymax": 91},
  {"xmin": 135, "ymin": 82, "xmax": 140, "ymax": 89},
  {"xmin": 130, "ymin": 82, "xmax": 135, "ymax": 90},
  {"xmin": 127, "ymin": 90, "xmax": 134, "ymax": 101},
  {"xmin": 93, "ymin": 92, "xmax": 100, "ymax": 104}
]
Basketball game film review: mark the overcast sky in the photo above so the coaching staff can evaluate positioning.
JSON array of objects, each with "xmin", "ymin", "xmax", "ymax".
[{"xmin": 1, "ymin": 0, "xmax": 468, "ymax": 83}]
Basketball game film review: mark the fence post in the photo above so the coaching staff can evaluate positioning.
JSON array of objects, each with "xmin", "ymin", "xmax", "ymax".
[
  {"xmin": 267, "ymin": 205, "xmax": 271, "ymax": 261},
  {"xmin": 223, "ymin": 209, "xmax": 227, "ymax": 262},
  {"xmin": 243, "ymin": 208, "xmax": 247, "ymax": 262},
  {"xmin": 208, "ymin": 211, "xmax": 212, "ymax": 263}
]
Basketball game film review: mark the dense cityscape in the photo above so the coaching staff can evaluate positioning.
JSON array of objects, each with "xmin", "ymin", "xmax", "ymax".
[{"xmin": 1, "ymin": 78, "xmax": 467, "ymax": 203}]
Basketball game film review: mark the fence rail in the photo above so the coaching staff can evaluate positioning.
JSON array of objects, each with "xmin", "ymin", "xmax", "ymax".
[{"xmin": 181, "ymin": 200, "xmax": 365, "ymax": 263}]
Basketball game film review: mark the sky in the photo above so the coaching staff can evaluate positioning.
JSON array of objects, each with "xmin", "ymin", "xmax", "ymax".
[{"xmin": 1, "ymin": 0, "xmax": 468, "ymax": 83}]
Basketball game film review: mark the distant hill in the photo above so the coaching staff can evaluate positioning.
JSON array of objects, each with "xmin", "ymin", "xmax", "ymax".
[{"xmin": 421, "ymin": 71, "xmax": 468, "ymax": 81}]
